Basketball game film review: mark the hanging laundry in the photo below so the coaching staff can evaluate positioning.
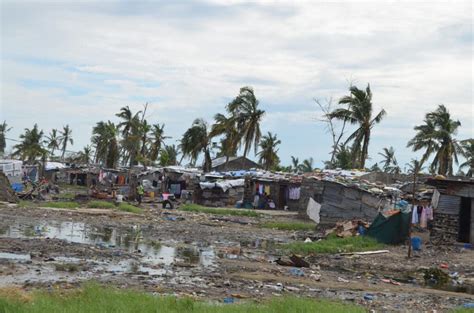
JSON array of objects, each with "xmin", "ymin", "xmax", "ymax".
[
  {"xmin": 258, "ymin": 184, "xmax": 264, "ymax": 195},
  {"xmin": 264, "ymin": 185, "xmax": 270, "ymax": 195},
  {"xmin": 425, "ymin": 206, "xmax": 434, "ymax": 220},
  {"xmin": 420, "ymin": 207, "xmax": 428, "ymax": 228},
  {"xmin": 411, "ymin": 205, "xmax": 419, "ymax": 224}
]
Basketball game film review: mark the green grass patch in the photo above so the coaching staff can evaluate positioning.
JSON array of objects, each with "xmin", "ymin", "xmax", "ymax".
[
  {"xmin": 262, "ymin": 221, "xmax": 316, "ymax": 231},
  {"xmin": 118, "ymin": 203, "xmax": 143, "ymax": 214},
  {"xmin": 87, "ymin": 200, "xmax": 116, "ymax": 209},
  {"xmin": 58, "ymin": 193, "xmax": 76, "ymax": 200},
  {"xmin": 283, "ymin": 235, "xmax": 383, "ymax": 254},
  {"xmin": 180, "ymin": 204, "xmax": 261, "ymax": 217},
  {"xmin": 0, "ymin": 283, "xmax": 365, "ymax": 313},
  {"xmin": 40, "ymin": 201, "xmax": 79, "ymax": 209},
  {"xmin": 17, "ymin": 201, "xmax": 37, "ymax": 208}
]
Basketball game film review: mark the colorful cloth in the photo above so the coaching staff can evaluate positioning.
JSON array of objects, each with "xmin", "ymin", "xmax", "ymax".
[{"xmin": 411, "ymin": 205, "xmax": 419, "ymax": 224}]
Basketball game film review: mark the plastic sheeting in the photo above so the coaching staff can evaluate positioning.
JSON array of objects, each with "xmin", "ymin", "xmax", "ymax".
[
  {"xmin": 306, "ymin": 197, "xmax": 321, "ymax": 224},
  {"xmin": 199, "ymin": 178, "xmax": 245, "ymax": 192}
]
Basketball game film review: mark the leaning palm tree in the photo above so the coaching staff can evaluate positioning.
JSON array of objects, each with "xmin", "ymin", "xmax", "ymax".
[
  {"xmin": 407, "ymin": 105, "xmax": 462, "ymax": 176},
  {"xmin": 329, "ymin": 84, "xmax": 386, "ymax": 169},
  {"xmin": 378, "ymin": 146, "xmax": 400, "ymax": 173},
  {"xmin": 159, "ymin": 144, "xmax": 179, "ymax": 166},
  {"xmin": 257, "ymin": 132, "xmax": 281, "ymax": 170},
  {"xmin": 12, "ymin": 124, "xmax": 47, "ymax": 162},
  {"xmin": 91, "ymin": 121, "xmax": 120, "ymax": 168},
  {"xmin": 46, "ymin": 129, "xmax": 60, "ymax": 157},
  {"xmin": 291, "ymin": 156, "xmax": 300, "ymax": 173},
  {"xmin": 227, "ymin": 86, "xmax": 265, "ymax": 159},
  {"xmin": 179, "ymin": 119, "xmax": 212, "ymax": 171},
  {"xmin": 148, "ymin": 123, "xmax": 170, "ymax": 162},
  {"xmin": 459, "ymin": 139, "xmax": 474, "ymax": 177},
  {"xmin": 210, "ymin": 113, "xmax": 240, "ymax": 170},
  {"xmin": 116, "ymin": 106, "xmax": 142, "ymax": 165},
  {"xmin": 298, "ymin": 158, "xmax": 315, "ymax": 173},
  {"xmin": 59, "ymin": 125, "xmax": 73, "ymax": 160},
  {"xmin": 0, "ymin": 121, "xmax": 12, "ymax": 155}
]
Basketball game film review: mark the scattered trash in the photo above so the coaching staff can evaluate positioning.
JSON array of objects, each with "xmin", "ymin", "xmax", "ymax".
[
  {"xmin": 304, "ymin": 237, "xmax": 312, "ymax": 243},
  {"xmin": 439, "ymin": 263, "xmax": 449, "ymax": 269},
  {"xmin": 289, "ymin": 254, "xmax": 309, "ymax": 268},
  {"xmin": 337, "ymin": 277, "xmax": 349, "ymax": 283},
  {"xmin": 309, "ymin": 273, "xmax": 321, "ymax": 281},
  {"xmin": 340, "ymin": 250, "xmax": 389, "ymax": 256},
  {"xmin": 325, "ymin": 219, "xmax": 369, "ymax": 238},
  {"xmin": 463, "ymin": 303, "xmax": 474, "ymax": 308},
  {"xmin": 289, "ymin": 267, "xmax": 304, "ymax": 277},
  {"xmin": 223, "ymin": 297, "xmax": 234, "ymax": 304},
  {"xmin": 411, "ymin": 236, "xmax": 422, "ymax": 251},
  {"xmin": 364, "ymin": 293, "xmax": 374, "ymax": 301}
]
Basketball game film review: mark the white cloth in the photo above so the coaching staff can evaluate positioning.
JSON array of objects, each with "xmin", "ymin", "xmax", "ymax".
[
  {"xmin": 411, "ymin": 205, "xmax": 419, "ymax": 224},
  {"xmin": 289, "ymin": 187, "xmax": 301, "ymax": 200},
  {"xmin": 307, "ymin": 197, "xmax": 321, "ymax": 224}
]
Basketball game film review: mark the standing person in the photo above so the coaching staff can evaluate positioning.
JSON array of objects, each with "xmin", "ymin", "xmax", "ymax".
[
  {"xmin": 136, "ymin": 182, "xmax": 144, "ymax": 205},
  {"xmin": 253, "ymin": 192, "xmax": 260, "ymax": 209}
]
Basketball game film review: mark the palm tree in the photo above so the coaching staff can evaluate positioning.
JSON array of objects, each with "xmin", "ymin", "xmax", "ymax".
[
  {"xmin": 329, "ymin": 84, "xmax": 386, "ymax": 169},
  {"xmin": 116, "ymin": 106, "xmax": 142, "ymax": 166},
  {"xmin": 333, "ymin": 144, "xmax": 353, "ymax": 170},
  {"xmin": 210, "ymin": 113, "xmax": 240, "ymax": 170},
  {"xmin": 139, "ymin": 119, "xmax": 151, "ymax": 158},
  {"xmin": 298, "ymin": 158, "xmax": 315, "ymax": 173},
  {"xmin": 0, "ymin": 121, "xmax": 12, "ymax": 155},
  {"xmin": 59, "ymin": 125, "xmax": 73, "ymax": 160},
  {"xmin": 291, "ymin": 156, "xmax": 299, "ymax": 173},
  {"xmin": 160, "ymin": 144, "xmax": 179, "ymax": 166},
  {"xmin": 257, "ymin": 132, "xmax": 281, "ymax": 170},
  {"xmin": 227, "ymin": 86, "xmax": 265, "ymax": 159},
  {"xmin": 459, "ymin": 139, "xmax": 474, "ymax": 177},
  {"xmin": 72, "ymin": 145, "xmax": 92, "ymax": 164},
  {"xmin": 407, "ymin": 105, "xmax": 462, "ymax": 176},
  {"xmin": 12, "ymin": 124, "xmax": 47, "ymax": 162},
  {"xmin": 148, "ymin": 123, "xmax": 170, "ymax": 162},
  {"xmin": 179, "ymin": 119, "xmax": 212, "ymax": 171},
  {"xmin": 91, "ymin": 121, "xmax": 120, "ymax": 168},
  {"xmin": 378, "ymin": 146, "xmax": 401, "ymax": 174},
  {"xmin": 46, "ymin": 129, "xmax": 60, "ymax": 157}
]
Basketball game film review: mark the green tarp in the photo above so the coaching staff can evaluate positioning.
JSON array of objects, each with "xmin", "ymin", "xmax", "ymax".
[{"xmin": 366, "ymin": 211, "xmax": 411, "ymax": 244}]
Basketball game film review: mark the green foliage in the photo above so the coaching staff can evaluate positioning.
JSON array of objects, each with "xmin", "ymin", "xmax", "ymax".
[
  {"xmin": 0, "ymin": 283, "xmax": 365, "ymax": 313},
  {"xmin": 0, "ymin": 121, "xmax": 12, "ymax": 155},
  {"xmin": 179, "ymin": 119, "xmax": 212, "ymax": 171},
  {"xmin": 407, "ymin": 105, "xmax": 462, "ymax": 176},
  {"xmin": 12, "ymin": 124, "xmax": 47, "ymax": 162},
  {"xmin": 257, "ymin": 132, "xmax": 281, "ymax": 170},
  {"xmin": 117, "ymin": 203, "xmax": 143, "ymax": 214},
  {"xmin": 41, "ymin": 201, "xmax": 79, "ymax": 209},
  {"xmin": 87, "ymin": 200, "xmax": 116, "ymax": 209},
  {"xmin": 262, "ymin": 221, "xmax": 316, "ymax": 231},
  {"xmin": 283, "ymin": 235, "xmax": 383, "ymax": 254},
  {"xmin": 180, "ymin": 204, "xmax": 261, "ymax": 217}
]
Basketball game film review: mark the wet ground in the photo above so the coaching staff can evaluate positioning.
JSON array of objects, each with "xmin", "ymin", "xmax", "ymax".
[{"xmin": 0, "ymin": 202, "xmax": 473, "ymax": 312}]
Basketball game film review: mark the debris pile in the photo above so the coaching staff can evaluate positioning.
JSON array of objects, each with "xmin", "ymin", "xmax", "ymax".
[{"xmin": 325, "ymin": 219, "xmax": 369, "ymax": 238}]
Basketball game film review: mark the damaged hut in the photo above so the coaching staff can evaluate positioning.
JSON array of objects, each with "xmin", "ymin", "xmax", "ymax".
[{"xmin": 426, "ymin": 177, "xmax": 474, "ymax": 244}]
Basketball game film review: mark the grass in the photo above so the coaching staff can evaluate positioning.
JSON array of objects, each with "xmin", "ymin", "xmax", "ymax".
[
  {"xmin": 17, "ymin": 201, "xmax": 36, "ymax": 208},
  {"xmin": 58, "ymin": 193, "xmax": 76, "ymax": 200},
  {"xmin": 180, "ymin": 204, "xmax": 261, "ymax": 217},
  {"xmin": 118, "ymin": 203, "xmax": 143, "ymax": 214},
  {"xmin": 0, "ymin": 283, "xmax": 365, "ymax": 313},
  {"xmin": 40, "ymin": 201, "xmax": 80, "ymax": 209},
  {"xmin": 87, "ymin": 200, "xmax": 116, "ymax": 209},
  {"xmin": 283, "ymin": 235, "xmax": 383, "ymax": 254},
  {"xmin": 262, "ymin": 221, "xmax": 316, "ymax": 231}
]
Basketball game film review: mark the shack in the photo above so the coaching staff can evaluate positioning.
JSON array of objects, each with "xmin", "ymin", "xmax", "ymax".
[
  {"xmin": 197, "ymin": 178, "xmax": 245, "ymax": 207},
  {"xmin": 298, "ymin": 177, "xmax": 390, "ymax": 223},
  {"xmin": 426, "ymin": 177, "xmax": 474, "ymax": 244}
]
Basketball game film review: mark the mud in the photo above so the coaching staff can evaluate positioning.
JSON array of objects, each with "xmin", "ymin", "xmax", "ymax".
[{"xmin": 0, "ymin": 203, "xmax": 473, "ymax": 312}]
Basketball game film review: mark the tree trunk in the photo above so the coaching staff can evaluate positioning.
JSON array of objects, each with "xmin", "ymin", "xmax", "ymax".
[{"xmin": 360, "ymin": 128, "xmax": 370, "ymax": 169}]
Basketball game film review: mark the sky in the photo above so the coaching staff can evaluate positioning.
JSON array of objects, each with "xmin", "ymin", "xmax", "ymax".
[{"xmin": 1, "ymin": 0, "xmax": 472, "ymax": 170}]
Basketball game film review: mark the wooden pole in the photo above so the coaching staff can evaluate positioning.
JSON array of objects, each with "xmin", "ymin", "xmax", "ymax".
[{"xmin": 407, "ymin": 171, "xmax": 417, "ymax": 258}]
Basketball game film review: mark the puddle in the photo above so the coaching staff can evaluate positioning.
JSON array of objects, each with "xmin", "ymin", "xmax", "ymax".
[
  {"xmin": 0, "ymin": 220, "xmax": 217, "ymax": 268},
  {"xmin": 0, "ymin": 252, "xmax": 31, "ymax": 261}
]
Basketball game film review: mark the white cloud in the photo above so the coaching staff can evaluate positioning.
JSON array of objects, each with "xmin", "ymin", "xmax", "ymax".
[{"xmin": 0, "ymin": 0, "xmax": 472, "ymax": 167}]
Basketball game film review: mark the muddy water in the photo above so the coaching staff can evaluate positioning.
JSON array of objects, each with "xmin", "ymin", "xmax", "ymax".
[{"xmin": 0, "ymin": 219, "xmax": 227, "ymax": 286}]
